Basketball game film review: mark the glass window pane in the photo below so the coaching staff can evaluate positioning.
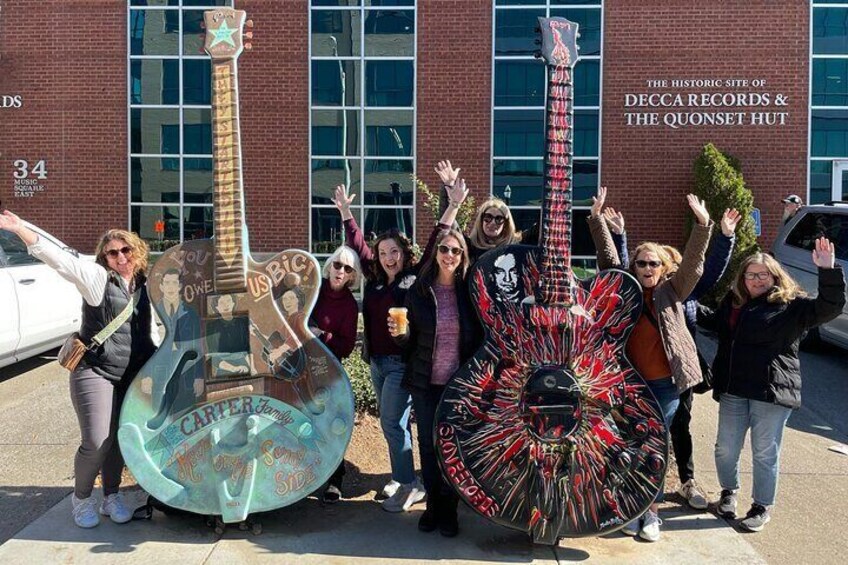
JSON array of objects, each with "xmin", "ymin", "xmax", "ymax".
[
  {"xmin": 130, "ymin": 10, "xmax": 179, "ymax": 56},
  {"xmin": 183, "ymin": 10, "xmax": 209, "ymax": 56},
  {"xmin": 312, "ymin": 60, "xmax": 361, "ymax": 106},
  {"xmin": 132, "ymin": 205, "xmax": 181, "ymax": 252},
  {"xmin": 313, "ymin": 0, "xmax": 360, "ymax": 5},
  {"xmin": 131, "ymin": 108, "xmax": 180, "ymax": 154},
  {"xmin": 574, "ymin": 59, "xmax": 600, "ymax": 107},
  {"xmin": 366, "ymin": 0, "xmax": 413, "ymax": 6},
  {"xmin": 495, "ymin": 61, "xmax": 545, "ymax": 107},
  {"xmin": 184, "ymin": 108, "xmax": 213, "ymax": 155},
  {"xmin": 363, "ymin": 160, "xmax": 413, "ymax": 205},
  {"xmin": 811, "ymin": 109, "xmax": 848, "ymax": 157},
  {"xmin": 550, "ymin": 8, "xmax": 601, "ymax": 56},
  {"xmin": 572, "ymin": 160, "xmax": 598, "ymax": 205},
  {"xmin": 365, "ymin": 60, "xmax": 413, "ymax": 106},
  {"xmin": 493, "ymin": 159, "xmax": 544, "ymax": 206},
  {"xmin": 312, "ymin": 10, "xmax": 362, "ymax": 57},
  {"xmin": 571, "ymin": 209, "xmax": 594, "ymax": 257},
  {"xmin": 574, "ymin": 110, "xmax": 599, "ymax": 157},
  {"xmin": 184, "ymin": 59, "xmax": 212, "ymax": 105},
  {"xmin": 312, "ymin": 158, "xmax": 362, "ymax": 204},
  {"xmin": 131, "ymin": 1, "xmax": 179, "ymax": 6},
  {"xmin": 364, "ymin": 10, "xmax": 414, "ymax": 57},
  {"xmin": 814, "ymin": 8, "xmax": 848, "ymax": 55},
  {"xmin": 510, "ymin": 208, "xmax": 541, "ymax": 234},
  {"xmin": 184, "ymin": 206, "xmax": 214, "ymax": 241},
  {"xmin": 812, "ymin": 58, "xmax": 848, "ymax": 106},
  {"xmin": 551, "ymin": 0, "xmax": 601, "ymax": 5},
  {"xmin": 131, "ymin": 157, "xmax": 180, "ymax": 203},
  {"xmin": 131, "ymin": 59, "xmax": 180, "ymax": 105},
  {"xmin": 183, "ymin": 1, "xmax": 231, "ymax": 6},
  {"xmin": 364, "ymin": 207, "xmax": 413, "ymax": 239},
  {"xmin": 365, "ymin": 110, "xmax": 413, "ymax": 156},
  {"xmin": 810, "ymin": 161, "xmax": 832, "ymax": 205},
  {"xmin": 494, "ymin": 109, "xmax": 545, "ymax": 157},
  {"xmin": 185, "ymin": 159, "xmax": 214, "ymax": 204},
  {"xmin": 312, "ymin": 110, "xmax": 361, "ymax": 156},
  {"xmin": 495, "ymin": 8, "xmax": 545, "ymax": 56},
  {"xmin": 312, "ymin": 208, "xmax": 346, "ymax": 254}
]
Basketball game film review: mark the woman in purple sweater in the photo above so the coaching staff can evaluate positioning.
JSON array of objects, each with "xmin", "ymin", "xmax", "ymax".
[
  {"xmin": 309, "ymin": 245, "xmax": 361, "ymax": 503},
  {"xmin": 332, "ymin": 169, "xmax": 468, "ymax": 513}
]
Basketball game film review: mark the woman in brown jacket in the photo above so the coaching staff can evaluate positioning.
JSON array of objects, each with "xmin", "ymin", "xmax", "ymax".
[{"xmin": 588, "ymin": 187, "xmax": 713, "ymax": 542}]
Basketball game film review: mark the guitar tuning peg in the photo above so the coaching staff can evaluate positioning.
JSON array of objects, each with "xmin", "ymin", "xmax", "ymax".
[
  {"xmin": 576, "ymin": 32, "xmax": 581, "ymax": 39},
  {"xmin": 244, "ymin": 42, "xmax": 253, "ymax": 50},
  {"xmin": 246, "ymin": 19, "xmax": 255, "ymax": 28},
  {"xmin": 244, "ymin": 31, "xmax": 254, "ymax": 40}
]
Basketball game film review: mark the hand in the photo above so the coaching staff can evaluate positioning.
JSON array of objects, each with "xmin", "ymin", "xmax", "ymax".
[
  {"xmin": 140, "ymin": 377, "xmax": 152, "ymax": 395},
  {"xmin": 590, "ymin": 186, "xmax": 607, "ymax": 217},
  {"xmin": 0, "ymin": 210, "xmax": 24, "ymax": 233},
  {"xmin": 446, "ymin": 178, "xmax": 468, "ymax": 208},
  {"xmin": 193, "ymin": 378, "xmax": 205, "ymax": 397},
  {"xmin": 687, "ymin": 194, "xmax": 710, "ymax": 226},
  {"xmin": 434, "ymin": 160, "xmax": 460, "ymax": 186},
  {"xmin": 720, "ymin": 208, "xmax": 741, "ymax": 237},
  {"xmin": 603, "ymin": 207, "xmax": 625, "ymax": 235},
  {"xmin": 332, "ymin": 184, "xmax": 357, "ymax": 214},
  {"xmin": 387, "ymin": 315, "xmax": 401, "ymax": 338},
  {"xmin": 309, "ymin": 325, "xmax": 324, "ymax": 338},
  {"xmin": 812, "ymin": 236, "xmax": 836, "ymax": 269},
  {"xmin": 269, "ymin": 344, "xmax": 291, "ymax": 364}
]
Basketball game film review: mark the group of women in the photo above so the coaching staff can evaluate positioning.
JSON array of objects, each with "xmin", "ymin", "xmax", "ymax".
[{"xmin": 0, "ymin": 162, "xmax": 843, "ymax": 540}]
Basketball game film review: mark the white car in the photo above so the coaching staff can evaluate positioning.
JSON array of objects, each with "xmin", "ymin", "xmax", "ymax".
[{"xmin": 0, "ymin": 223, "xmax": 91, "ymax": 369}]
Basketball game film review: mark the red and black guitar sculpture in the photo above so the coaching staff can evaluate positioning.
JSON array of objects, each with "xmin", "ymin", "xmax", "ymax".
[
  {"xmin": 118, "ymin": 8, "xmax": 354, "ymax": 523},
  {"xmin": 434, "ymin": 17, "xmax": 668, "ymax": 544}
]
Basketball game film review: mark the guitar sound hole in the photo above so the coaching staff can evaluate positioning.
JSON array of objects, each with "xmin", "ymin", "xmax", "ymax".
[{"xmin": 521, "ymin": 367, "xmax": 582, "ymax": 443}]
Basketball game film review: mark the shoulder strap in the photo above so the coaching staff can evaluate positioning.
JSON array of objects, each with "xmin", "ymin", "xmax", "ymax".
[{"xmin": 89, "ymin": 290, "xmax": 140, "ymax": 348}]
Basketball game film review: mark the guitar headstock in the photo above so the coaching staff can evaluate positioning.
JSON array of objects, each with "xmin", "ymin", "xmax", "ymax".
[
  {"xmin": 535, "ymin": 17, "xmax": 579, "ymax": 68},
  {"xmin": 203, "ymin": 8, "xmax": 254, "ymax": 60}
]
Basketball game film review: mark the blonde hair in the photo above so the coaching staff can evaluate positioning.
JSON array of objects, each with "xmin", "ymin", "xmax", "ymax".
[
  {"xmin": 469, "ymin": 198, "xmax": 517, "ymax": 250},
  {"xmin": 731, "ymin": 252, "xmax": 806, "ymax": 306},
  {"xmin": 94, "ymin": 229, "xmax": 150, "ymax": 280},
  {"xmin": 322, "ymin": 245, "xmax": 362, "ymax": 289},
  {"xmin": 630, "ymin": 242, "xmax": 681, "ymax": 280}
]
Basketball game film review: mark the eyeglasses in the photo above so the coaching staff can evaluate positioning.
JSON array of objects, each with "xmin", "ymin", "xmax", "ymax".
[
  {"xmin": 482, "ymin": 213, "xmax": 506, "ymax": 226},
  {"xmin": 332, "ymin": 261, "xmax": 354, "ymax": 274},
  {"xmin": 438, "ymin": 244, "xmax": 463, "ymax": 256},
  {"xmin": 105, "ymin": 246, "xmax": 133, "ymax": 259},
  {"xmin": 634, "ymin": 259, "xmax": 662, "ymax": 269},
  {"xmin": 744, "ymin": 272, "xmax": 772, "ymax": 281}
]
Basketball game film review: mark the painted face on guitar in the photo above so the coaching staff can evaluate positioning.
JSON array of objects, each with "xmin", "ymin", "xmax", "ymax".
[
  {"xmin": 281, "ymin": 290, "xmax": 301, "ymax": 315},
  {"xmin": 633, "ymin": 250, "xmax": 665, "ymax": 289},
  {"xmin": 436, "ymin": 235, "xmax": 464, "ymax": 278},
  {"xmin": 103, "ymin": 238, "xmax": 136, "ymax": 281},
  {"xmin": 481, "ymin": 206, "xmax": 507, "ymax": 240},
  {"xmin": 377, "ymin": 238, "xmax": 404, "ymax": 281}
]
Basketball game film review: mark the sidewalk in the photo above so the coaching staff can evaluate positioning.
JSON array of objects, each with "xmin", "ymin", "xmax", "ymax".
[{"xmin": 0, "ymin": 487, "xmax": 764, "ymax": 565}]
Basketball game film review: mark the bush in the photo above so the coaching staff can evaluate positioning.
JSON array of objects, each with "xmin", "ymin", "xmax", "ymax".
[
  {"xmin": 414, "ymin": 176, "xmax": 477, "ymax": 232},
  {"xmin": 690, "ymin": 143, "xmax": 760, "ymax": 306},
  {"xmin": 344, "ymin": 347, "xmax": 377, "ymax": 415}
]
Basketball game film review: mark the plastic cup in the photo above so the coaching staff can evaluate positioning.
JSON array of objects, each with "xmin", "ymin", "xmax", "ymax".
[{"xmin": 388, "ymin": 307, "xmax": 408, "ymax": 334}]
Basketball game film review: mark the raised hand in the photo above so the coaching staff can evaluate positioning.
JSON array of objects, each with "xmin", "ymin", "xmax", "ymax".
[
  {"xmin": 0, "ymin": 210, "xmax": 24, "ymax": 233},
  {"xmin": 812, "ymin": 236, "xmax": 836, "ymax": 269},
  {"xmin": 687, "ymin": 194, "xmax": 710, "ymax": 226},
  {"xmin": 332, "ymin": 184, "xmax": 356, "ymax": 220},
  {"xmin": 590, "ymin": 186, "xmax": 607, "ymax": 217},
  {"xmin": 603, "ymin": 207, "xmax": 625, "ymax": 235},
  {"xmin": 721, "ymin": 208, "xmax": 741, "ymax": 237},
  {"xmin": 434, "ymin": 160, "xmax": 460, "ymax": 186},
  {"xmin": 446, "ymin": 178, "xmax": 468, "ymax": 207}
]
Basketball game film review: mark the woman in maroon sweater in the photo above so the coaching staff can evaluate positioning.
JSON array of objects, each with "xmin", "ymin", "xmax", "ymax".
[{"xmin": 309, "ymin": 245, "xmax": 361, "ymax": 503}]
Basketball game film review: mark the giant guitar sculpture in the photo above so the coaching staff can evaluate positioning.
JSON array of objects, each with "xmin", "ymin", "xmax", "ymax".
[
  {"xmin": 119, "ymin": 8, "xmax": 354, "ymax": 523},
  {"xmin": 434, "ymin": 18, "xmax": 668, "ymax": 544}
]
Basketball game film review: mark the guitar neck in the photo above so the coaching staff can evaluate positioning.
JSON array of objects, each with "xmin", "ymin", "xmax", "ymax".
[
  {"xmin": 211, "ymin": 58, "xmax": 247, "ymax": 292},
  {"xmin": 537, "ymin": 63, "xmax": 575, "ymax": 305}
]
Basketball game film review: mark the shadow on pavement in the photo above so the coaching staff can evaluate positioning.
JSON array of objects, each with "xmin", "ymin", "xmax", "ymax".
[{"xmin": 0, "ymin": 349, "xmax": 59, "ymax": 384}]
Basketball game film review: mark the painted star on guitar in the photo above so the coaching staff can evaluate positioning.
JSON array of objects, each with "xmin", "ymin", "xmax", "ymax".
[{"xmin": 209, "ymin": 20, "xmax": 237, "ymax": 48}]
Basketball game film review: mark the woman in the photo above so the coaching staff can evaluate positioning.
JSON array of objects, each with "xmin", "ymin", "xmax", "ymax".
[
  {"xmin": 389, "ymin": 228, "xmax": 481, "ymax": 537},
  {"xmin": 588, "ymin": 187, "xmax": 713, "ymax": 542},
  {"xmin": 309, "ymin": 245, "xmax": 361, "ymax": 503},
  {"xmin": 699, "ymin": 240, "xmax": 844, "ymax": 532},
  {"xmin": 0, "ymin": 210, "xmax": 158, "ymax": 529},
  {"xmin": 333, "ymin": 172, "xmax": 467, "ymax": 513}
]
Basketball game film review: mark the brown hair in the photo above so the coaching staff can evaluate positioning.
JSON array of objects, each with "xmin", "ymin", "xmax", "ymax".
[
  {"xmin": 468, "ymin": 198, "xmax": 517, "ymax": 251},
  {"xmin": 731, "ymin": 252, "xmax": 806, "ymax": 306},
  {"xmin": 416, "ymin": 228, "xmax": 470, "ymax": 293},
  {"xmin": 629, "ymin": 242, "xmax": 681, "ymax": 280},
  {"xmin": 370, "ymin": 230, "xmax": 415, "ymax": 285},
  {"xmin": 94, "ymin": 229, "xmax": 149, "ymax": 281}
]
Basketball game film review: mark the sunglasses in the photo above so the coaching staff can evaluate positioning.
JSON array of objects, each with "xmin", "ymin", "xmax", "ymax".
[
  {"xmin": 482, "ymin": 213, "xmax": 506, "ymax": 226},
  {"xmin": 332, "ymin": 261, "xmax": 354, "ymax": 274},
  {"xmin": 105, "ymin": 246, "xmax": 133, "ymax": 259},
  {"xmin": 438, "ymin": 244, "xmax": 463, "ymax": 256},
  {"xmin": 744, "ymin": 272, "xmax": 772, "ymax": 281},
  {"xmin": 634, "ymin": 259, "xmax": 662, "ymax": 269}
]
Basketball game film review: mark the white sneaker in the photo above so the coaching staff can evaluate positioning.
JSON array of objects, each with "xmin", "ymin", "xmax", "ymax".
[
  {"xmin": 100, "ymin": 492, "xmax": 133, "ymax": 524},
  {"xmin": 620, "ymin": 514, "xmax": 641, "ymax": 536},
  {"xmin": 677, "ymin": 479, "xmax": 708, "ymax": 510},
  {"xmin": 381, "ymin": 480, "xmax": 425, "ymax": 513},
  {"xmin": 639, "ymin": 509, "xmax": 662, "ymax": 542},
  {"xmin": 72, "ymin": 494, "xmax": 100, "ymax": 528},
  {"xmin": 379, "ymin": 479, "xmax": 401, "ymax": 500}
]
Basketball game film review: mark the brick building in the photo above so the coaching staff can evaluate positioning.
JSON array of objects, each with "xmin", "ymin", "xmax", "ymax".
[{"xmin": 0, "ymin": 1, "xmax": 838, "ymax": 262}]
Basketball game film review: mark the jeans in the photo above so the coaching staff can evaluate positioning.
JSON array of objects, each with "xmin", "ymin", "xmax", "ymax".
[
  {"xmin": 370, "ymin": 355, "xmax": 416, "ymax": 484},
  {"xmin": 646, "ymin": 377, "xmax": 680, "ymax": 503},
  {"xmin": 715, "ymin": 393, "xmax": 792, "ymax": 507}
]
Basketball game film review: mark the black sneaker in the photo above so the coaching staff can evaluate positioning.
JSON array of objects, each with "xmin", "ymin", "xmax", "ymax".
[
  {"xmin": 418, "ymin": 509, "xmax": 438, "ymax": 532},
  {"xmin": 717, "ymin": 489, "xmax": 738, "ymax": 519},
  {"xmin": 739, "ymin": 503, "xmax": 771, "ymax": 532},
  {"xmin": 322, "ymin": 485, "xmax": 341, "ymax": 504}
]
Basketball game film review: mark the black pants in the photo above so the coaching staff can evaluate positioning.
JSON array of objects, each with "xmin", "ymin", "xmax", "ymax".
[
  {"xmin": 411, "ymin": 385, "xmax": 458, "ymax": 515},
  {"xmin": 328, "ymin": 460, "xmax": 346, "ymax": 489},
  {"xmin": 670, "ymin": 386, "xmax": 695, "ymax": 483}
]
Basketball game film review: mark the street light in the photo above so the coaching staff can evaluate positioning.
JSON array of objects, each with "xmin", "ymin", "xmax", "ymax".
[{"xmin": 504, "ymin": 184, "xmax": 512, "ymax": 206}]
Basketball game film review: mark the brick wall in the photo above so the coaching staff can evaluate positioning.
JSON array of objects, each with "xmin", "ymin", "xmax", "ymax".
[{"xmin": 602, "ymin": 0, "xmax": 809, "ymax": 249}]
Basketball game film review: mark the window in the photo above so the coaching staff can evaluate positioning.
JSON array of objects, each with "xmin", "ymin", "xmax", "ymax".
[
  {"xmin": 0, "ymin": 230, "xmax": 42, "ymax": 267},
  {"xmin": 492, "ymin": 1, "xmax": 602, "ymax": 269},
  {"xmin": 128, "ymin": 1, "xmax": 233, "ymax": 251},
  {"xmin": 310, "ymin": 2, "xmax": 416, "ymax": 257},
  {"xmin": 786, "ymin": 211, "xmax": 848, "ymax": 260}
]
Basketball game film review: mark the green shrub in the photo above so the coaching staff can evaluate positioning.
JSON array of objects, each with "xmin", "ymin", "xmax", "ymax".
[
  {"xmin": 413, "ymin": 176, "xmax": 477, "ymax": 232},
  {"xmin": 344, "ymin": 347, "xmax": 377, "ymax": 415},
  {"xmin": 689, "ymin": 143, "xmax": 760, "ymax": 306}
]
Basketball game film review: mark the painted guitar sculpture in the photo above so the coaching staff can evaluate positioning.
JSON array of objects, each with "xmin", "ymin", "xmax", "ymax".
[
  {"xmin": 119, "ymin": 9, "xmax": 354, "ymax": 523},
  {"xmin": 435, "ymin": 18, "xmax": 668, "ymax": 544}
]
